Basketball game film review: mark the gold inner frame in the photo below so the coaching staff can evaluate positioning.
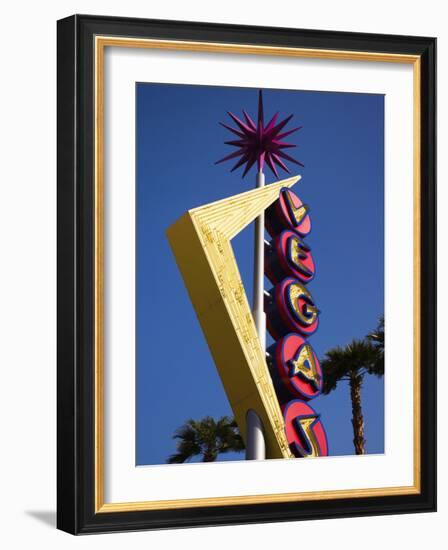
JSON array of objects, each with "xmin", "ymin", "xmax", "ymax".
[{"xmin": 94, "ymin": 36, "xmax": 421, "ymax": 513}]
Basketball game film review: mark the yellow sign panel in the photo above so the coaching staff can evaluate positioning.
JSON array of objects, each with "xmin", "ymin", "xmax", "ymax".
[{"xmin": 166, "ymin": 176, "xmax": 300, "ymax": 459}]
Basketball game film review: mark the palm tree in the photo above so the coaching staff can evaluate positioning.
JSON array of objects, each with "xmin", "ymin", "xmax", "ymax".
[
  {"xmin": 321, "ymin": 338, "xmax": 384, "ymax": 455},
  {"xmin": 167, "ymin": 416, "xmax": 245, "ymax": 464}
]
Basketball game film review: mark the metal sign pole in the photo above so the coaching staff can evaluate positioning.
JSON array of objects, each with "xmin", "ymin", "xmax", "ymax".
[{"xmin": 246, "ymin": 170, "xmax": 266, "ymax": 460}]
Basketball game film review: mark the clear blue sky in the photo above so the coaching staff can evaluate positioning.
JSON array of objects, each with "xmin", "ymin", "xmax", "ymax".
[{"xmin": 136, "ymin": 83, "xmax": 384, "ymax": 465}]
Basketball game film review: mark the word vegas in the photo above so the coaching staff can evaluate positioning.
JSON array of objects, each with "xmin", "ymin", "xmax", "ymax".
[{"xmin": 265, "ymin": 188, "xmax": 328, "ymax": 458}]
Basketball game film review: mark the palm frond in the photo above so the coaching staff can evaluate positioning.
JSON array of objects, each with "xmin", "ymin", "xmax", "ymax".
[
  {"xmin": 167, "ymin": 415, "xmax": 244, "ymax": 463},
  {"xmin": 321, "ymin": 338, "xmax": 381, "ymax": 394}
]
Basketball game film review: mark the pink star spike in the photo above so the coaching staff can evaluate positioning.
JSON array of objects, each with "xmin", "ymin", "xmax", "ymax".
[{"xmin": 215, "ymin": 90, "xmax": 304, "ymax": 179}]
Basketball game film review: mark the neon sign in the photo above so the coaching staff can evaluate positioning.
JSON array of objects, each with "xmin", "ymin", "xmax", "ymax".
[
  {"xmin": 167, "ymin": 178, "xmax": 301, "ymax": 459},
  {"xmin": 265, "ymin": 188, "xmax": 328, "ymax": 458},
  {"xmin": 168, "ymin": 178, "xmax": 328, "ymax": 460},
  {"xmin": 283, "ymin": 400, "xmax": 328, "ymax": 458},
  {"xmin": 265, "ymin": 230, "xmax": 315, "ymax": 284}
]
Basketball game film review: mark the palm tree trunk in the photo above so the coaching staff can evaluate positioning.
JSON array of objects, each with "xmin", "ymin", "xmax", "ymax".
[
  {"xmin": 202, "ymin": 450, "xmax": 217, "ymax": 462},
  {"xmin": 349, "ymin": 374, "xmax": 365, "ymax": 455}
]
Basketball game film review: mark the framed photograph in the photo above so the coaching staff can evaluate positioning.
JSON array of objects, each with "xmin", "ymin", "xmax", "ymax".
[{"xmin": 57, "ymin": 14, "xmax": 436, "ymax": 534}]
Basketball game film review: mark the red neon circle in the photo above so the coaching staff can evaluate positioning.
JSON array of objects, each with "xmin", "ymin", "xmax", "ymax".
[
  {"xmin": 273, "ymin": 334, "xmax": 322, "ymax": 400},
  {"xmin": 275, "ymin": 277, "xmax": 319, "ymax": 337},
  {"xmin": 283, "ymin": 400, "xmax": 328, "ymax": 458},
  {"xmin": 267, "ymin": 230, "xmax": 315, "ymax": 284}
]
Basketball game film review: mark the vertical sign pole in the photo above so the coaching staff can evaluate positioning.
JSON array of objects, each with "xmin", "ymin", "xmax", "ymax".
[{"xmin": 246, "ymin": 170, "xmax": 267, "ymax": 460}]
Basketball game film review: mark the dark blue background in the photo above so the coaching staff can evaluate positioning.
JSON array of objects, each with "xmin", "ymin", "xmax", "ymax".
[{"xmin": 136, "ymin": 83, "xmax": 384, "ymax": 465}]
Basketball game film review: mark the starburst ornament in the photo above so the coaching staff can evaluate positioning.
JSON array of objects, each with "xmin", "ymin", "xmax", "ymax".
[{"xmin": 215, "ymin": 90, "xmax": 304, "ymax": 179}]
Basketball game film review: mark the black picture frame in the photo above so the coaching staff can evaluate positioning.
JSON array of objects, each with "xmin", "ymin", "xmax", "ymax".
[{"xmin": 57, "ymin": 14, "xmax": 436, "ymax": 534}]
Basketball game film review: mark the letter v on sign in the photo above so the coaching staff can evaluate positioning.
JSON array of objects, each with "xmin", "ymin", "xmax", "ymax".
[{"xmin": 166, "ymin": 175, "xmax": 301, "ymax": 459}]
